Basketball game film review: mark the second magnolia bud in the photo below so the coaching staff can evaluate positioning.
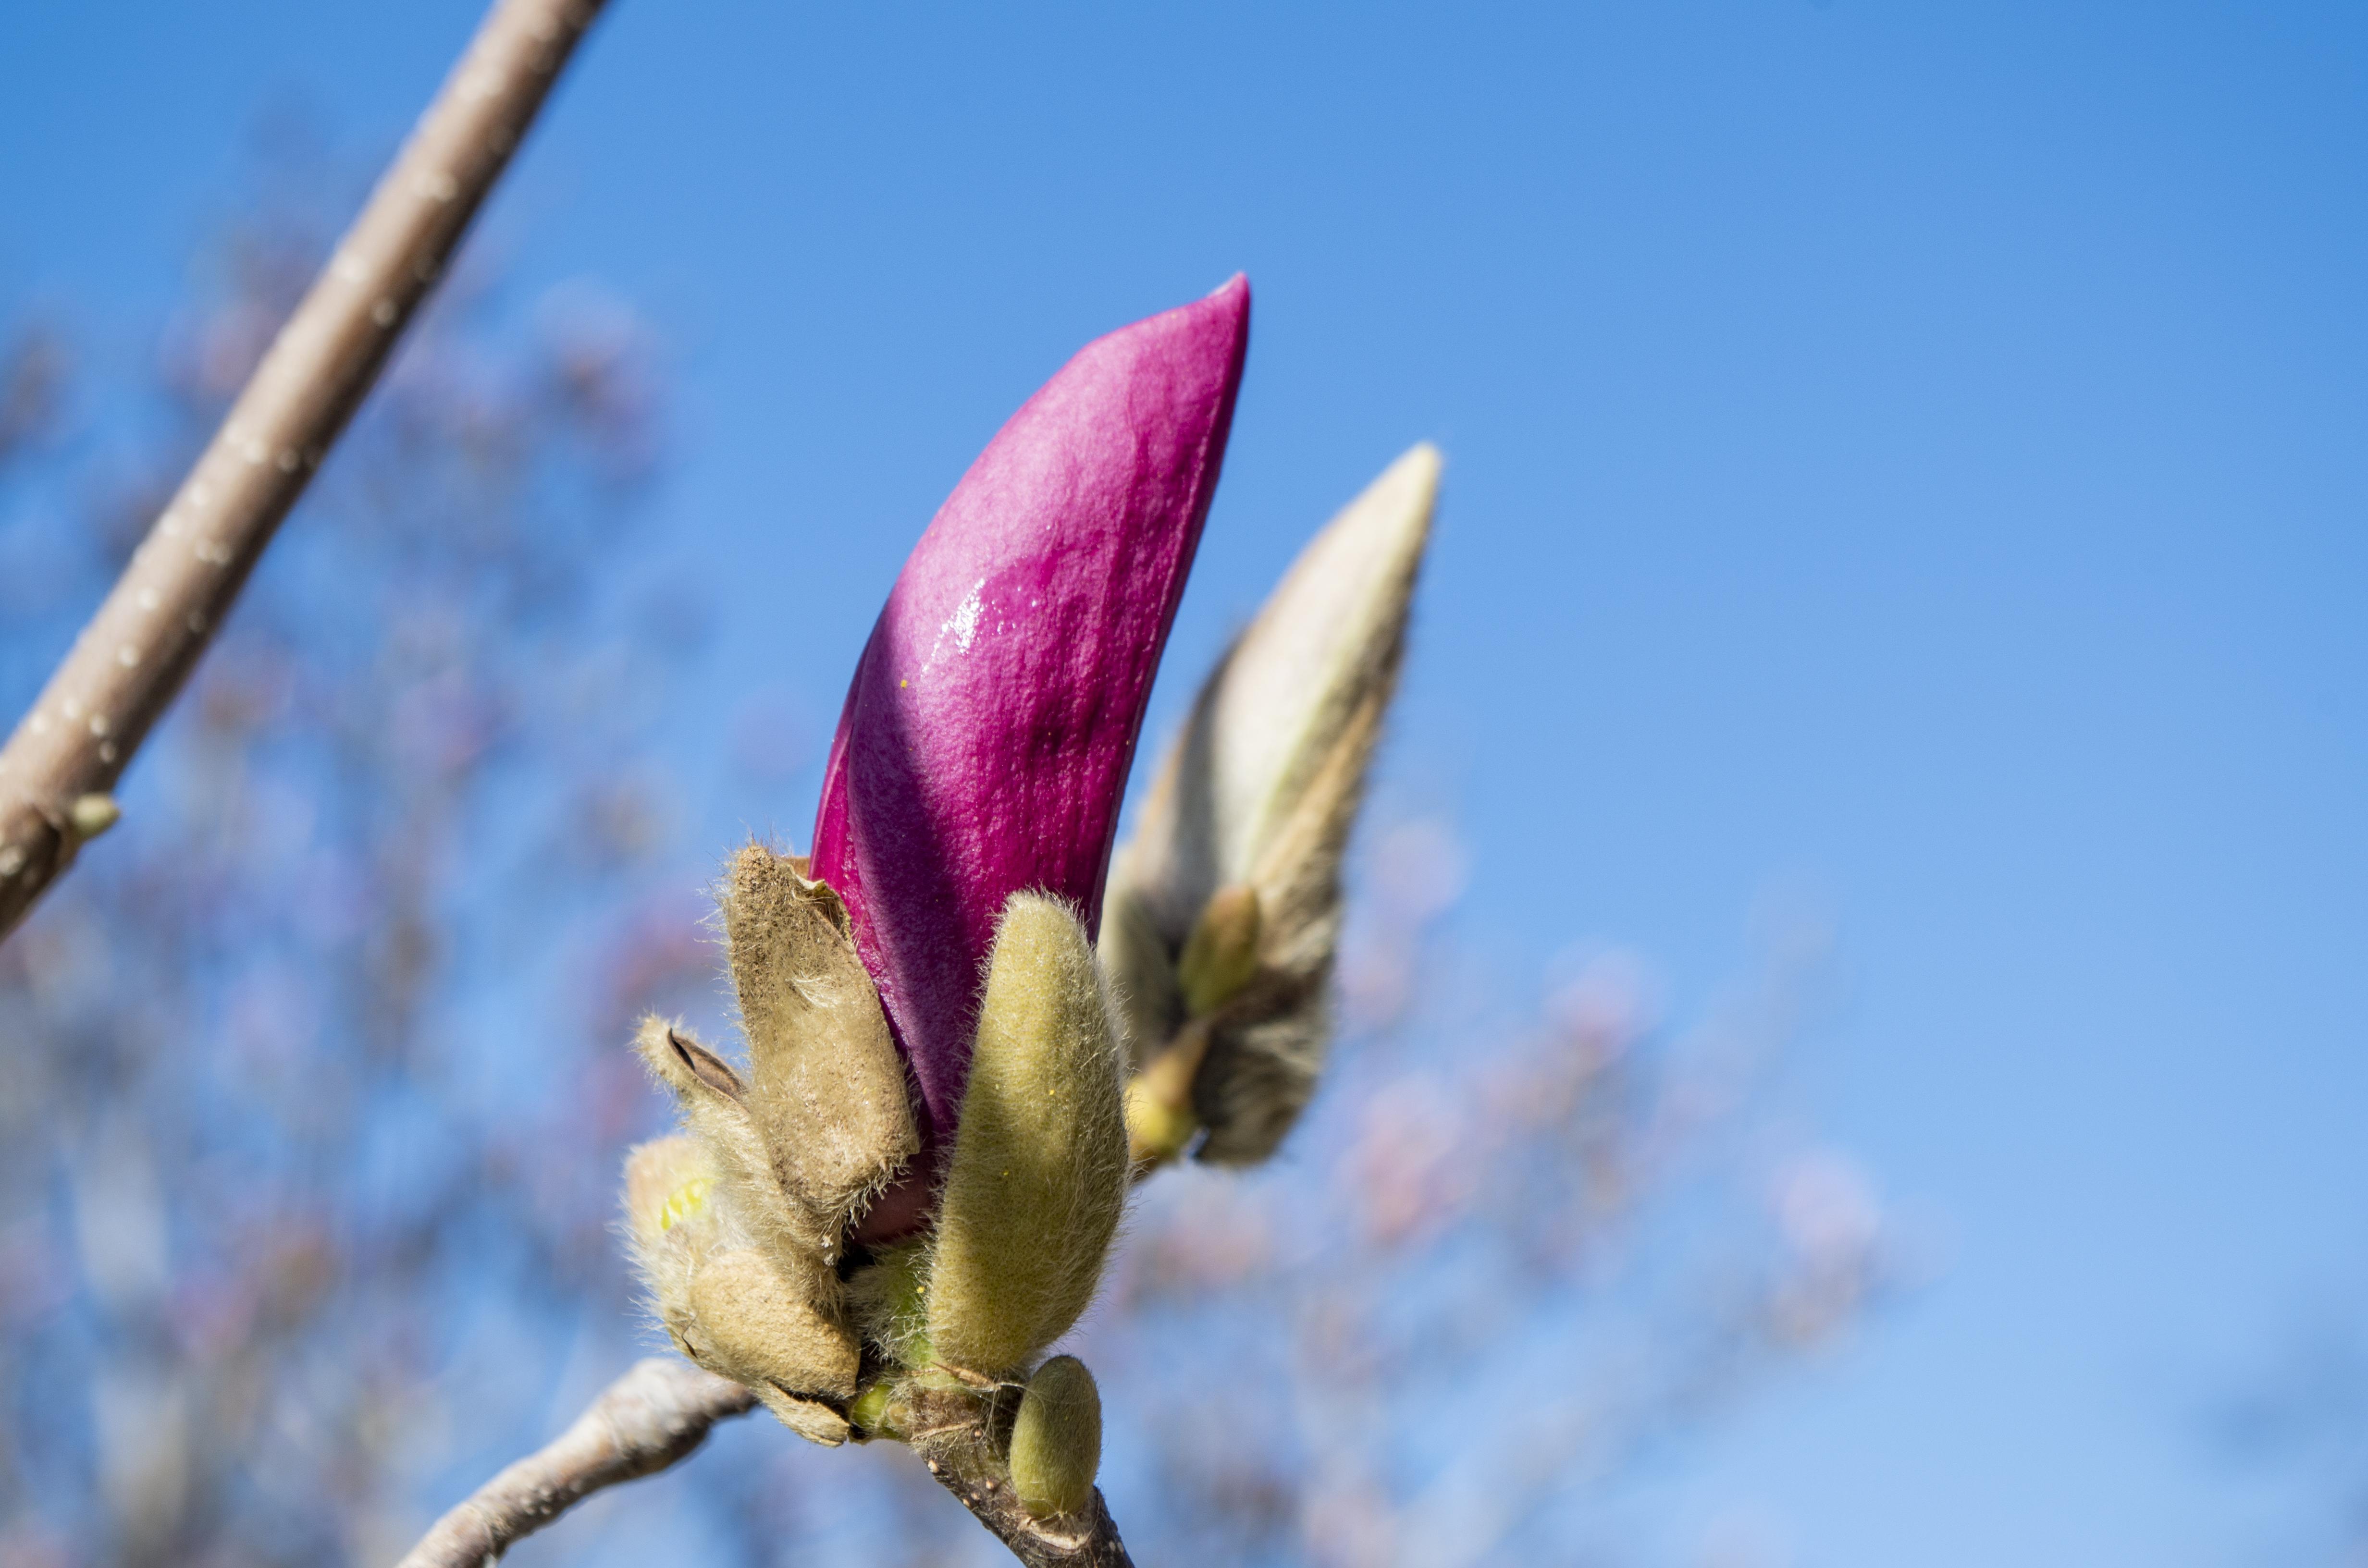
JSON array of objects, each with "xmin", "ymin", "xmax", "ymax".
[{"xmin": 1009, "ymin": 1355, "xmax": 1103, "ymax": 1519}]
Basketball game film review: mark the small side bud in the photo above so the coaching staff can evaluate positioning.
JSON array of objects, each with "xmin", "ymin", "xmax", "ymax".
[
  {"xmin": 629, "ymin": 1018, "xmax": 865, "ymax": 1439},
  {"xmin": 927, "ymin": 894, "xmax": 1129, "ymax": 1378},
  {"xmin": 1009, "ymin": 1355, "xmax": 1102, "ymax": 1519},
  {"xmin": 1176, "ymin": 884, "xmax": 1261, "ymax": 1017},
  {"xmin": 846, "ymin": 1241, "xmax": 932, "ymax": 1370},
  {"xmin": 68, "ymin": 793, "xmax": 121, "ymax": 840},
  {"xmin": 621, "ymin": 1135, "xmax": 719, "ymax": 1340},
  {"xmin": 847, "ymin": 1380, "xmax": 896, "ymax": 1439},
  {"xmin": 1124, "ymin": 1019, "xmax": 1211, "ymax": 1169}
]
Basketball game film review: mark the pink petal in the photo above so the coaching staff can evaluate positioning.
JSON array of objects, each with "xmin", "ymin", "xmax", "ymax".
[{"xmin": 812, "ymin": 277, "xmax": 1251, "ymax": 1176}]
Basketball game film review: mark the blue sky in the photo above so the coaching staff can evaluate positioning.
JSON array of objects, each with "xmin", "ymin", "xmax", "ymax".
[{"xmin": 4, "ymin": 2, "xmax": 2365, "ymax": 1562}]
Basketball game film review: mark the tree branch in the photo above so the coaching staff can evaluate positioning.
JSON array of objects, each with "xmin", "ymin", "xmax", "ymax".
[
  {"xmin": 901, "ymin": 1385, "xmax": 1138, "ymax": 1568},
  {"xmin": 0, "ymin": 0, "xmax": 609, "ymax": 944},
  {"xmin": 395, "ymin": 1357, "xmax": 757, "ymax": 1568}
]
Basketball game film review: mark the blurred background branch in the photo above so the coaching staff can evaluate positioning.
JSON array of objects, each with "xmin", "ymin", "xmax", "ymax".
[
  {"xmin": 0, "ymin": 123, "xmax": 692, "ymax": 1563},
  {"xmin": 0, "ymin": 0, "xmax": 605, "ymax": 943}
]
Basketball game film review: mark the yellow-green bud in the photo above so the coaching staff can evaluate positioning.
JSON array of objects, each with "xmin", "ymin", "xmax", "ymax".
[
  {"xmin": 68, "ymin": 793, "xmax": 121, "ymax": 839},
  {"xmin": 847, "ymin": 1240, "xmax": 932, "ymax": 1370},
  {"xmin": 1123, "ymin": 1019, "xmax": 1211, "ymax": 1169},
  {"xmin": 1009, "ymin": 1355, "xmax": 1102, "ymax": 1519},
  {"xmin": 847, "ymin": 1380, "xmax": 895, "ymax": 1439},
  {"xmin": 926, "ymin": 894, "xmax": 1128, "ymax": 1378},
  {"xmin": 1176, "ymin": 883, "xmax": 1262, "ymax": 1017}
]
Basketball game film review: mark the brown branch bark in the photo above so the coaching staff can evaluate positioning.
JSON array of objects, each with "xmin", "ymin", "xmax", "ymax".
[
  {"xmin": 0, "ymin": 0, "xmax": 609, "ymax": 944},
  {"xmin": 902, "ymin": 1384, "xmax": 1138, "ymax": 1568},
  {"xmin": 396, "ymin": 1361, "xmax": 1136, "ymax": 1567},
  {"xmin": 395, "ymin": 1357, "xmax": 757, "ymax": 1568}
]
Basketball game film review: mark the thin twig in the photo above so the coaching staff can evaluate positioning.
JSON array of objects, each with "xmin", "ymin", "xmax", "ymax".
[
  {"xmin": 395, "ymin": 1358, "xmax": 757, "ymax": 1568},
  {"xmin": 902, "ymin": 1385, "xmax": 1138, "ymax": 1568},
  {"xmin": 0, "ymin": 0, "xmax": 609, "ymax": 943}
]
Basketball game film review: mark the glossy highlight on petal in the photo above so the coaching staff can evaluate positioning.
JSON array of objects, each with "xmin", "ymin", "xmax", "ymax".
[{"xmin": 811, "ymin": 277, "xmax": 1251, "ymax": 1158}]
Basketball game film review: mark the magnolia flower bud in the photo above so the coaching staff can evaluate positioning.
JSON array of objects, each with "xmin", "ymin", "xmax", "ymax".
[
  {"xmin": 1105, "ymin": 443, "xmax": 1441, "ymax": 1164},
  {"xmin": 811, "ymin": 280, "xmax": 1250, "ymax": 1236},
  {"xmin": 1009, "ymin": 1355, "xmax": 1102, "ymax": 1519},
  {"xmin": 925, "ymin": 894, "xmax": 1128, "ymax": 1378},
  {"xmin": 720, "ymin": 843, "xmax": 917, "ymax": 1260}
]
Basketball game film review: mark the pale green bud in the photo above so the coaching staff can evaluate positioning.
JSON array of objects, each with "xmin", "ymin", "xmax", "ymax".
[
  {"xmin": 1009, "ymin": 1355, "xmax": 1102, "ymax": 1519},
  {"xmin": 926, "ymin": 894, "xmax": 1128, "ymax": 1378},
  {"xmin": 1176, "ymin": 883, "xmax": 1262, "ymax": 1018},
  {"xmin": 846, "ymin": 1379, "xmax": 896, "ymax": 1439},
  {"xmin": 68, "ymin": 793, "xmax": 121, "ymax": 839},
  {"xmin": 1104, "ymin": 444, "xmax": 1440, "ymax": 1166}
]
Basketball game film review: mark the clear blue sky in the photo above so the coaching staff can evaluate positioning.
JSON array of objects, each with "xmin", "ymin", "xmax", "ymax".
[{"xmin": 4, "ymin": 3, "xmax": 2365, "ymax": 1562}]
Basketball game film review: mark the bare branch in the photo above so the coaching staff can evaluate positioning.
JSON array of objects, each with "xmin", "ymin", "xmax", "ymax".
[
  {"xmin": 395, "ymin": 1358, "xmax": 757, "ymax": 1568},
  {"xmin": 902, "ymin": 1385, "xmax": 1138, "ymax": 1568},
  {"xmin": 0, "ymin": 0, "xmax": 609, "ymax": 943}
]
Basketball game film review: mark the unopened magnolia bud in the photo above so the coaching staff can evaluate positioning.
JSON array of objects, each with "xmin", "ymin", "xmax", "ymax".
[
  {"xmin": 809, "ymin": 281, "xmax": 1251, "ymax": 1158},
  {"xmin": 1176, "ymin": 884, "xmax": 1261, "ymax": 1017},
  {"xmin": 720, "ymin": 844, "xmax": 918, "ymax": 1260},
  {"xmin": 926, "ymin": 894, "xmax": 1128, "ymax": 1377},
  {"xmin": 1103, "ymin": 444, "xmax": 1440, "ymax": 1166},
  {"xmin": 1010, "ymin": 1355, "xmax": 1102, "ymax": 1519}
]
